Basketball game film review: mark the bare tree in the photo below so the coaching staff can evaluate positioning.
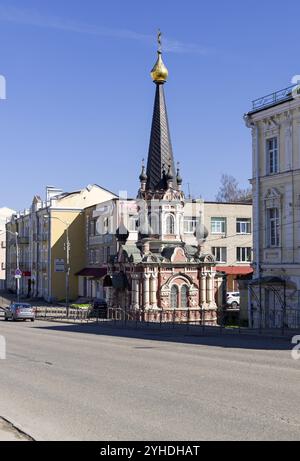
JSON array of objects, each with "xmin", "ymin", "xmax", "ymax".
[{"xmin": 215, "ymin": 174, "xmax": 252, "ymax": 203}]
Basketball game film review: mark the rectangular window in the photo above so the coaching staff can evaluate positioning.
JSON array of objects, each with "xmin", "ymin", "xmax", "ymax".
[
  {"xmin": 128, "ymin": 215, "xmax": 138, "ymax": 232},
  {"xmin": 184, "ymin": 217, "xmax": 197, "ymax": 233},
  {"xmin": 267, "ymin": 137, "xmax": 279, "ymax": 174},
  {"xmin": 267, "ymin": 208, "xmax": 280, "ymax": 247},
  {"xmin": 211, "ymin": 217, "xmax": 226, "ymax": 234},
  {"xmin": 236, "ymin": 247, "xmax": 251, "ymax": 262},
  {"xmin": 212, "ymin": 247, "xmax": 227, "ymax": 263},
  {"xmin": 100, "ymin": 247, "xmax": 105, "ymax": 263},
  {"xmin": 89, "ymin": 219, "xmax": 96, "ymax": 236},
  {"xmin": 236, "ymin": 218, "xmax": 251, "ymax": 234}
]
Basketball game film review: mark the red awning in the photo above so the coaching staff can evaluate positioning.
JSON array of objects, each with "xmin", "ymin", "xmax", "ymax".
[
  {"xmin": 22, "ymin": 271, "xmax": 31, "ymax": 277},
  {"xmin": 75, "ymin": 268, "xmax": 107, "ymax": 278},
  {"xmin": 215, "ymin": 266, "xmax": 253, "ymax": 276}
]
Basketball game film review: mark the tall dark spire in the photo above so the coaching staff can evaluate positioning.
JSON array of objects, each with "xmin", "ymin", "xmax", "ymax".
[{"xmin": 145, "ymin": 32, "xmax": 177, "ymax": 192}]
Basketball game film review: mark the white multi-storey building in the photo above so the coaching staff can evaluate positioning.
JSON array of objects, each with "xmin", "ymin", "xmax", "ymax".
[{"xmin": 245, "ymin": 82, "xmax": 300, "ymax": 328}]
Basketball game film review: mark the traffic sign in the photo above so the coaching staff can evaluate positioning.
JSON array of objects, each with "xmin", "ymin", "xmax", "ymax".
[{"xmin": 15, "ymin": 268, "xmax": 22, "ymax": 277}]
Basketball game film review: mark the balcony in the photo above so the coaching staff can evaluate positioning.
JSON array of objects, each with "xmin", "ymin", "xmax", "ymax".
[{"xmin": 250, "ymin": 84, "xmax": 299, "ymax": 113}]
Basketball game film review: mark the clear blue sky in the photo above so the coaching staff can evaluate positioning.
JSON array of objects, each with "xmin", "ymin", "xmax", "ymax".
[{"xmin": 0, "ymin": 0, "xmax": 299, "ymax": 210}]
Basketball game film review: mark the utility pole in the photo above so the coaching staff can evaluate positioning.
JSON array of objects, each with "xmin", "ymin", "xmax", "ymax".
[
  {"xmin": 5, "ymin": 229, "xmax": 20, "ymax": 302},
  {"xmin": 15, "ymin": 232, "xmax": 20, "ymax": 302},
  {"xmin": 65, "ymin": 227, "xmax": 70, "ymax": 318}
]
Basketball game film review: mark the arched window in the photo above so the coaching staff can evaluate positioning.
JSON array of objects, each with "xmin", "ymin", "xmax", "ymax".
[
  {"xmin": 148, "ymin": 212, "xmax": 159, "ymax": 235},
  {"xmin": 166, "ymin": 214, "xmax": 175, "ymax": 235},
  {"xmin": 181, "ymin": 285, "xmax": 189, "ymax": 308},
  {"xmin": 170, "ymin": 285, "xmax": 179, "ymax": 309}
]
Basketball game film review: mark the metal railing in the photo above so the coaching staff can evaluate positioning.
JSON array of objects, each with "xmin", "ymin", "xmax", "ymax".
[
  {"xmin": 251, "ymin": 84, "xmax": 297, "ymax": 111},
  {"xmin": 32, "ymin": 305, "xmax": 300, "ymax": 337}
]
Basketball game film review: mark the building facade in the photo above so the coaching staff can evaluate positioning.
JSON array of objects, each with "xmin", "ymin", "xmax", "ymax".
[
  {"xmin": 6, "ymin": 185, "xmax": 116, "ymax": 301},
  {"xmin": 77, "ymin": 198, "xmax": 138, "ymax": 300},
  {"xmin": 184, "ymin": 201, "xmax": 253, "ymax": 291},
  {"xmin": 245, "ymin": 83, "xmax": 300, "ymax": 328}
]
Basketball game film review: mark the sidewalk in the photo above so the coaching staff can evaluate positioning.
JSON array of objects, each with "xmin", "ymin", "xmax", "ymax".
[
  {"xmin": 0, "ymin": 291, "xmax": 61, "ymax": 309},
  {"xmin": 0, "ymin": 418, "xmax": 32, "ymax": 441}
]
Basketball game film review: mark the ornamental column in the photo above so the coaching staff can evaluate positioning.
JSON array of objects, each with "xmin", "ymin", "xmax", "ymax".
[
  {"xmin": 200, "ymin": 272, "xmax": 207, "ymax": 304},
  {"xmin": 150, "ymin": 273, "xmax": 158, "ymax": 308},
  {"xmin": 206, "ymin": 273, "xmax": 213, "ymax": 304},
  {"xmin": 143, "ymin": 273, "xmax": 151, "ymax": 309},
  {"xmin": 131, "ymin": 275, "xmax": 140, "ymax": 310}
]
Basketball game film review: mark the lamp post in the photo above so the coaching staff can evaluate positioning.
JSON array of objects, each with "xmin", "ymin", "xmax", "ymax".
[
  {"xmin": 44, "ymin": 215, "xmax": 70, "ymax": 317},
  {"xmin": 6, "ymin": 229, "xmax": 20, "ymax": 302}
]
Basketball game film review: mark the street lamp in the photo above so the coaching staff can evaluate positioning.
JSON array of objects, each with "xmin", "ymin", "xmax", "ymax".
[
  {"xmin": 5, "ymin": 229, "xmax": 20, "ymax": 302},
  {"xmin": 44, "ymin": 215, "xmax": 70, "ymax": 317}
]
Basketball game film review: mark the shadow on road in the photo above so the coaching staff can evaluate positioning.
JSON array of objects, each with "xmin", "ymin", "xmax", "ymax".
[{"xmin": 33, "ymin": 321, "xmax": 294, "ymax": 351}]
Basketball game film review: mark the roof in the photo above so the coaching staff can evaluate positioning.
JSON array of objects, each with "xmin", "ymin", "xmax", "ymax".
[
  {"xmin": 203, "ymin": 200, "xmax": 252, "ymax": 206},
  {"xmin": 216, "ymin": 266, "xmax": 253, "ymax": 276},
  {"xmin": 122, "ymin": 244, "xmax": 142, "ymax": 263},
  {"xmin": 146, "ymin": 84, "xmax": 177, "ymax": 191},
  {"xmin": 75, "ymin": 268, "xmax": 107, "ymax": 278}
]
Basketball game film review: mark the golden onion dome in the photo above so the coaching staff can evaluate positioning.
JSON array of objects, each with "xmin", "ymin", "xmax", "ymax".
[{"xmin": 151, "ymin": 50, "xmax": 168, "ymax": 84}]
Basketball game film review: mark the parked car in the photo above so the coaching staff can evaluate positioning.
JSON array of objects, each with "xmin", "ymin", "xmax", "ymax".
[
  {"xmin": 4, "ymin": 303, "xmax": 35, "ymax": 322},
  {"xmin": 88, "ymin": 299, "xmax": 108, "ymax": 319},
  {"xmin": 226, "ymin": 292, "xmax": 240, "ymax": 309}
]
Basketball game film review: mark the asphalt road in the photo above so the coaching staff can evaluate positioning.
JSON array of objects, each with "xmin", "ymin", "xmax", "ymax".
[{"xmin": 0, "ymin": 319, "xmax": 299, "ymax": 441}]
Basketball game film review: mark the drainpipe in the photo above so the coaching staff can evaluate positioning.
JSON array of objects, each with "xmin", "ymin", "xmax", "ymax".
[
  {"xmin": 245, "ymin": 117, "xmax": 260, "ymax": 327},
  {"xmin": 253, "ymin": 123, "xmax": 260, "ymax": 280}
]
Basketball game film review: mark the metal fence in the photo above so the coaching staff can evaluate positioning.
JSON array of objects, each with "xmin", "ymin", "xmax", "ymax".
[{"xmin": 33, "ymin": 305, "xmax": 300, "ymax": 337}]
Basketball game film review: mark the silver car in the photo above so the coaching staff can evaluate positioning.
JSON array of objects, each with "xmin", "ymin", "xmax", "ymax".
[{"xmin": 4, "ymin": 303, "xmax": 35, "ymax": 322}]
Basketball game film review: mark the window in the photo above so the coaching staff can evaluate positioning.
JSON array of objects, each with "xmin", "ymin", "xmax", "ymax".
[
  {"xmin": 106, "ymin": 247, "xmax": 110, "ymax": 263},
  {"xmin": 236, "ymin": 218, "xmax": 251, "ymax": 234},
  {"xmin": 128, "ymin": 215, "xmax": 138, "ymax": 232},
  {"xmin": 166, "ymin": 214, "xmax": 175, "ymax": 235},
  {"xmin": 211, "ymin": 217, "xmax": 226, "ymax": 234},
  {"xmin": 212, "ymin": 247, "xmax": 227, "ymax": 263},
  {"xmin": 88, "ymin": 249, "xmax": 94, "ymax": 264},
  {"xmin": 181, "ymin": 285, "xmax": 189, "ymax": 308},
  {"xmin": 184, "ymin": 217, "xmax": 197, "ymax": 233},
  {"xmin": 267, "ymin": 137, "xmax": 279, "ymax": 174},
  {"xmin": 148, "ymin": 212, "xmax": 159, "ymax": 234},
  {"xmin": 170, "ymin": 285, "xmax": 179, "ymax": 309},
  {"xmin": 236, "ymin": 247, "xmax": 251, "ymax": 262},
  {"xmin": 89, "ymin": 219, "xmax": 96, "ymax": 236},
  {"xmin": 267, "ymin": 208, "xmax": 280, "ymax": 247}
]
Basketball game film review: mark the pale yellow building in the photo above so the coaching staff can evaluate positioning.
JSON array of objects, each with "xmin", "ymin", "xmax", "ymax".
[
  {"xmin": 6, "ymin": 185, "xmax": 116, "ymax": 302},
  {"xmin": 245, "ymin": 82, "xmax": 300, "ymax": 328}
]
